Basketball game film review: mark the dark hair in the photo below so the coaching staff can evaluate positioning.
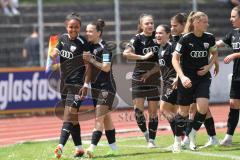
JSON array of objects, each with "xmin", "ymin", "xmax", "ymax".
[
  {"xmin": 137, "ymin": 13, "xmax": 154, "ymax": 33},
  {"xmin": 65, "ymin": 12, "xmax": 81, "ymax": 26},
  {"xmin": 157, "ymin": 24, "xmax": 171, "ymax": 34},
  {"xmin": 232, "ymin": 5, "xmax": 240, "ymax": 16},
  {"xmin": 90, "ymin": 19, "xmax": 105, "ymax": 37},
  {"xmin": 171, "ymin": 12, "xmax": 187, "ymax": 25}
]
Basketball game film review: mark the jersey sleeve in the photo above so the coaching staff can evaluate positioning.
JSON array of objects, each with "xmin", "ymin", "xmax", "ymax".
[
  {"xmin": 222, "ymin": 31, "xmax": 233, "ymax": 47},
  {"xmin": 126, "ymin": 35, "xmax": 139, "ymax": 52},
  {"xmin": 82, "ymin": 37, "xmax": 90, "ymax": 52},
  {"xmin": 55, "ymin": 35, "xmax": 63, "ymax": 52},
  {"xmin": 209, "ymin": 35, "xmax": 217, "ymax": 52},
  {"xmin": 174, "ymin": 36, "xmax": 187, "ymax": 55},
  {"xmin": 102, "ymin": 48, "xmax": 112, "ymax": 63}
]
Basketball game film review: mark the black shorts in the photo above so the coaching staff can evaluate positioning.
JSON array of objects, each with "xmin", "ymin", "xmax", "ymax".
[
  {"xmin": 132, "ymin": 73, "xmax": 160, "ymax": 101},
  {"xmin": 132, "ymin": 85, "xmax": 160, "ymax": 101},
  {"xmin": 61, "ymin": 84, "xmax": 83, "ymax": 109},
  {"xmin": 161, "ymin": 87, "xmax": 177, "ymax": 105},
  {"xmin": 230, "ymin": 80, "xmax": 240, "ymax": 99},
  {"xmin": 91, "ymin": 82, "xmax": 116, "ymax": 110},
  {"xmin": 177, "ymin": 77, "xmax": 211, "ymax": 106}
]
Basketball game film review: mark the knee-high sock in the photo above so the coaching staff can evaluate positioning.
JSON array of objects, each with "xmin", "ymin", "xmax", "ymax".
[
  {"xmin": 91, "ymin": 130, "xmax": 102, "ymax": 146},
  {"xmin": 204, "ymin": 117, "xmax": 216, "ymax": 137},
  {"xmin": 148, "ymin": 117, "xmax": 158, "ymax": 140},
  {"xmin": 192, "ymin": 112, "xmax": 206, "ymax": 131},
  {"xmin": 134, "ymin": 108, "xmax": 147, "ymax": 132},
  {"xmin": 59, "ymin": 122, "xmax": 73, "ymax": 146},
  {"xmin": 174, "ymin": 114, "xmax": 187, "ymax": 137},
  {"xmin": 70, "ymin": 123, "xmax": 82, "ymax": 146},
  {"xmin": 169, "ymin": 119, "xmax": 175, "ymax": 136},
  {"xmin": 105, "ymin": 129, "xmax": 116, "ymax": 144},
  {"xmin": 227, "ymin": 108, "xmax": 239, "ymax": 135}
]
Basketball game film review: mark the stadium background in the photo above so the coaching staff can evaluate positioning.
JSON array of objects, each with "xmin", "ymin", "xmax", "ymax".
[{"xmin": 0, "ymin": 0, "xmax": 239, "ymax": 150}]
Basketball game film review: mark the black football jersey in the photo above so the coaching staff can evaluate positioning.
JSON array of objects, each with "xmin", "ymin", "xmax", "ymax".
[
  {"xmin": 158, "ymin": 42, "xmax": 176, "ymax": 80},
  {"xmin": 55, "ymin": 33, "xmax": 89, "ymax": 84},
  {"xmin": 175, "ymin": 32, "xmax": 216, "ymax": 78},
  {"xmin": 222, "ymin": 28, "xmax": 240, "ymax": 81},
  {"xmin": 127, "ymin": 32, "xmax": 160, "ymax": 79},
  {"xmin": 89, "ymin": 39, "xmax": 113, "ymax": 84}
]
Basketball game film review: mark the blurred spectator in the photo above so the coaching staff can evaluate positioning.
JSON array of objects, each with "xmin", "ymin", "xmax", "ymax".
[
  {"xmin": 229, "ymin": 0, "xmax": 240, "ymax": 7},
  {"xmin": 22, "ymin": 25, "xmax": 40, "ymax": 66},
  {"xmin": 0, "ymin": 0, "xmax": 20, "ymax": 16}
]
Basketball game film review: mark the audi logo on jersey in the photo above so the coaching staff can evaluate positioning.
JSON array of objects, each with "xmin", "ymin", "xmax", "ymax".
[
  {"xmin": 232, "ymin": 42, "xmax": 240, "ymax": 50},
  {"xmin": 60, "ymin": 50, "xmax": 73, "ymax": 59},
  {"xmin": 190, "ymin": 51, "xmax": 208, "ymax": 58},
  {"xmin": 142, "ymin": 46, "xmax": 159, "ymax": 54},
  {"xmin": 158, "ymin": 59, "xmax": 165, "ymax": 66}
]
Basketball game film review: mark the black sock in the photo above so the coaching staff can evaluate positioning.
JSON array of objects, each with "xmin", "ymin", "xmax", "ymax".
[
  {"xmin": 227, "ymin": 108, "xmax": 239, "ymax": 135},
  {"xmin": 185, "ymin": 119, "xmax": 194, "ymax": 136},
  {"xmin": 174, "ymin": 114, "xmax": 187, "ymax": 137},
  {"xmin": 105, "ymin": 129, "xmax": 116, "ymax": 144},
  {"xmin": 134, "ymin": 108, "xmax": 147, "ymax": 132},
  {"xmin": 59, "ymin": 122, "xmax": 73, "ymax": 146},
  {"xmin": 148, "ymin": 117, "xmax": 158, "ymax": 140},
  {"xmin": 204, "ymin": 117, "xmax": 216, "ymax": 137},
  {"xmin": 70, "ymin": 123, "xmax": 82, "ymax": 146},
  {"xmin": 91, "ymin": 130, "xmax": 102, "ymax": 146},
  {"xmin": 169, "ymin": 119, "xmax": 175, "ymax": 136},
  {"xmin": 192, "ymin": 112, "xmax": 206, "ymax": 131}
]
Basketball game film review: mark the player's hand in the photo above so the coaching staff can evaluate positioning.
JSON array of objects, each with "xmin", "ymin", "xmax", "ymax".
[
  {"xmin": 213, "ymin": 62, "xmax": 219, "ymax": 77},
  {"xmin": 180, "ymin": 76, "xmax": 192, "ymax": 88},
  {"xmin": 83, "ymin": 51, "xmax": 92, "ymax": 62},
  {"xmin": 141, "ymin": 71, "xmax": 151, "ymax": 83},
  {"xmin": 224, "ymin": 54, "xmax": 234, "ymax": 64},
  {"xmin": 141, "ymin": 51, "xmax": 154, "ymax": 60},
  {"xmin": 197, "ymin": 65, "xmax": 210, "ymax": 76},
  {"xmin": 79, "ymin": 86, "xmax": 88, "ymax": 100}
]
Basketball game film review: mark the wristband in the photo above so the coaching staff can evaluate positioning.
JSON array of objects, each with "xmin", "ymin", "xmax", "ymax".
[
  {"xmin": 140, "ymin": 55, "xmax": 144, "ymax": 60},
  {"xmin": 83, "ymin": 82, "xmax": 90, "ymax": 88}
]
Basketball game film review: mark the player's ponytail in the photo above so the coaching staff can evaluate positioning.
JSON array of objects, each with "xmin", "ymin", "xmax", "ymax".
[
  {"xmin": 183, "ymin": 11, "xmax": 207, "ymax": 34},
  {"xmin": 183, "ymin": 11, "xmax": 196, "ymax": 34},
  {"xmin": 96, "ymin": 19, "xmax": 105, "ymax": 37}
]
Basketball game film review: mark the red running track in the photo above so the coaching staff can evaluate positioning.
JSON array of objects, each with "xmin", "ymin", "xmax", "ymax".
[{"xmin": 0, "ymin": 104, "xmax": 238, "ymax": 147}]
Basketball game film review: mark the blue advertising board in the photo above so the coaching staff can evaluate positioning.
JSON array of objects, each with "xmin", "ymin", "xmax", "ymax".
[{"xmin": 0, "ymin": 67, "xmax": 92, "ymax": 114}]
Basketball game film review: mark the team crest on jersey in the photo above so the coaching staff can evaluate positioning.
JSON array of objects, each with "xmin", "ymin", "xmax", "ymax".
[
  {"xmin": 101, "ymin": 90, "xmax": 108, "ymax": 98},
  {"xmin": 70, "ymin": 45, "xmax": 77, "ymax": 52},
  {"xmin": 203, "ymin": 43, "xmax": 209, "ymax": 49},
  {"xmin": 93, "ymin": 49, "xmax": 98, "ymax": 55}
]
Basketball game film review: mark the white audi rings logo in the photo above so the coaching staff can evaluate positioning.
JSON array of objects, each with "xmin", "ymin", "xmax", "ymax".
[
  {"xmin": 190, "ymin": 51, "xmax": 208, "ymax": 58},
  {"xmin": 159, "ymin": 59, "xmax": 165, "ymax": 66},
  {"xmin": 60, "ymin": 50, "xmax": 73, "ymax": 59},
  {"xmin": 232, "ymin": 42, "xmax": 240, "ymax": 50},
  {"xmin": 143, "ymin": 46, "xmax": 159, "ymax": 54}
]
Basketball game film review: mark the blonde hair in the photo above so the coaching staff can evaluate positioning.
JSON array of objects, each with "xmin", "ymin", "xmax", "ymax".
[
  {"xmin": 183, "ymin": 11, "xmax": 207, "ymax": 34},
  {"xmin": 137, "ymin": 14, "xmax": 154, "ymax": 33}
]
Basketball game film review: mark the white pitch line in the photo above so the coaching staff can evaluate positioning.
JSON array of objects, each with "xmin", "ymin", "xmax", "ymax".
[
  {"xmin": 114, "ymin": 144, "xmax": 240, "ymax": 160},
  {"xmin": 183, "ymin": 150, "xmax": 240, "ymax": 160}
]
